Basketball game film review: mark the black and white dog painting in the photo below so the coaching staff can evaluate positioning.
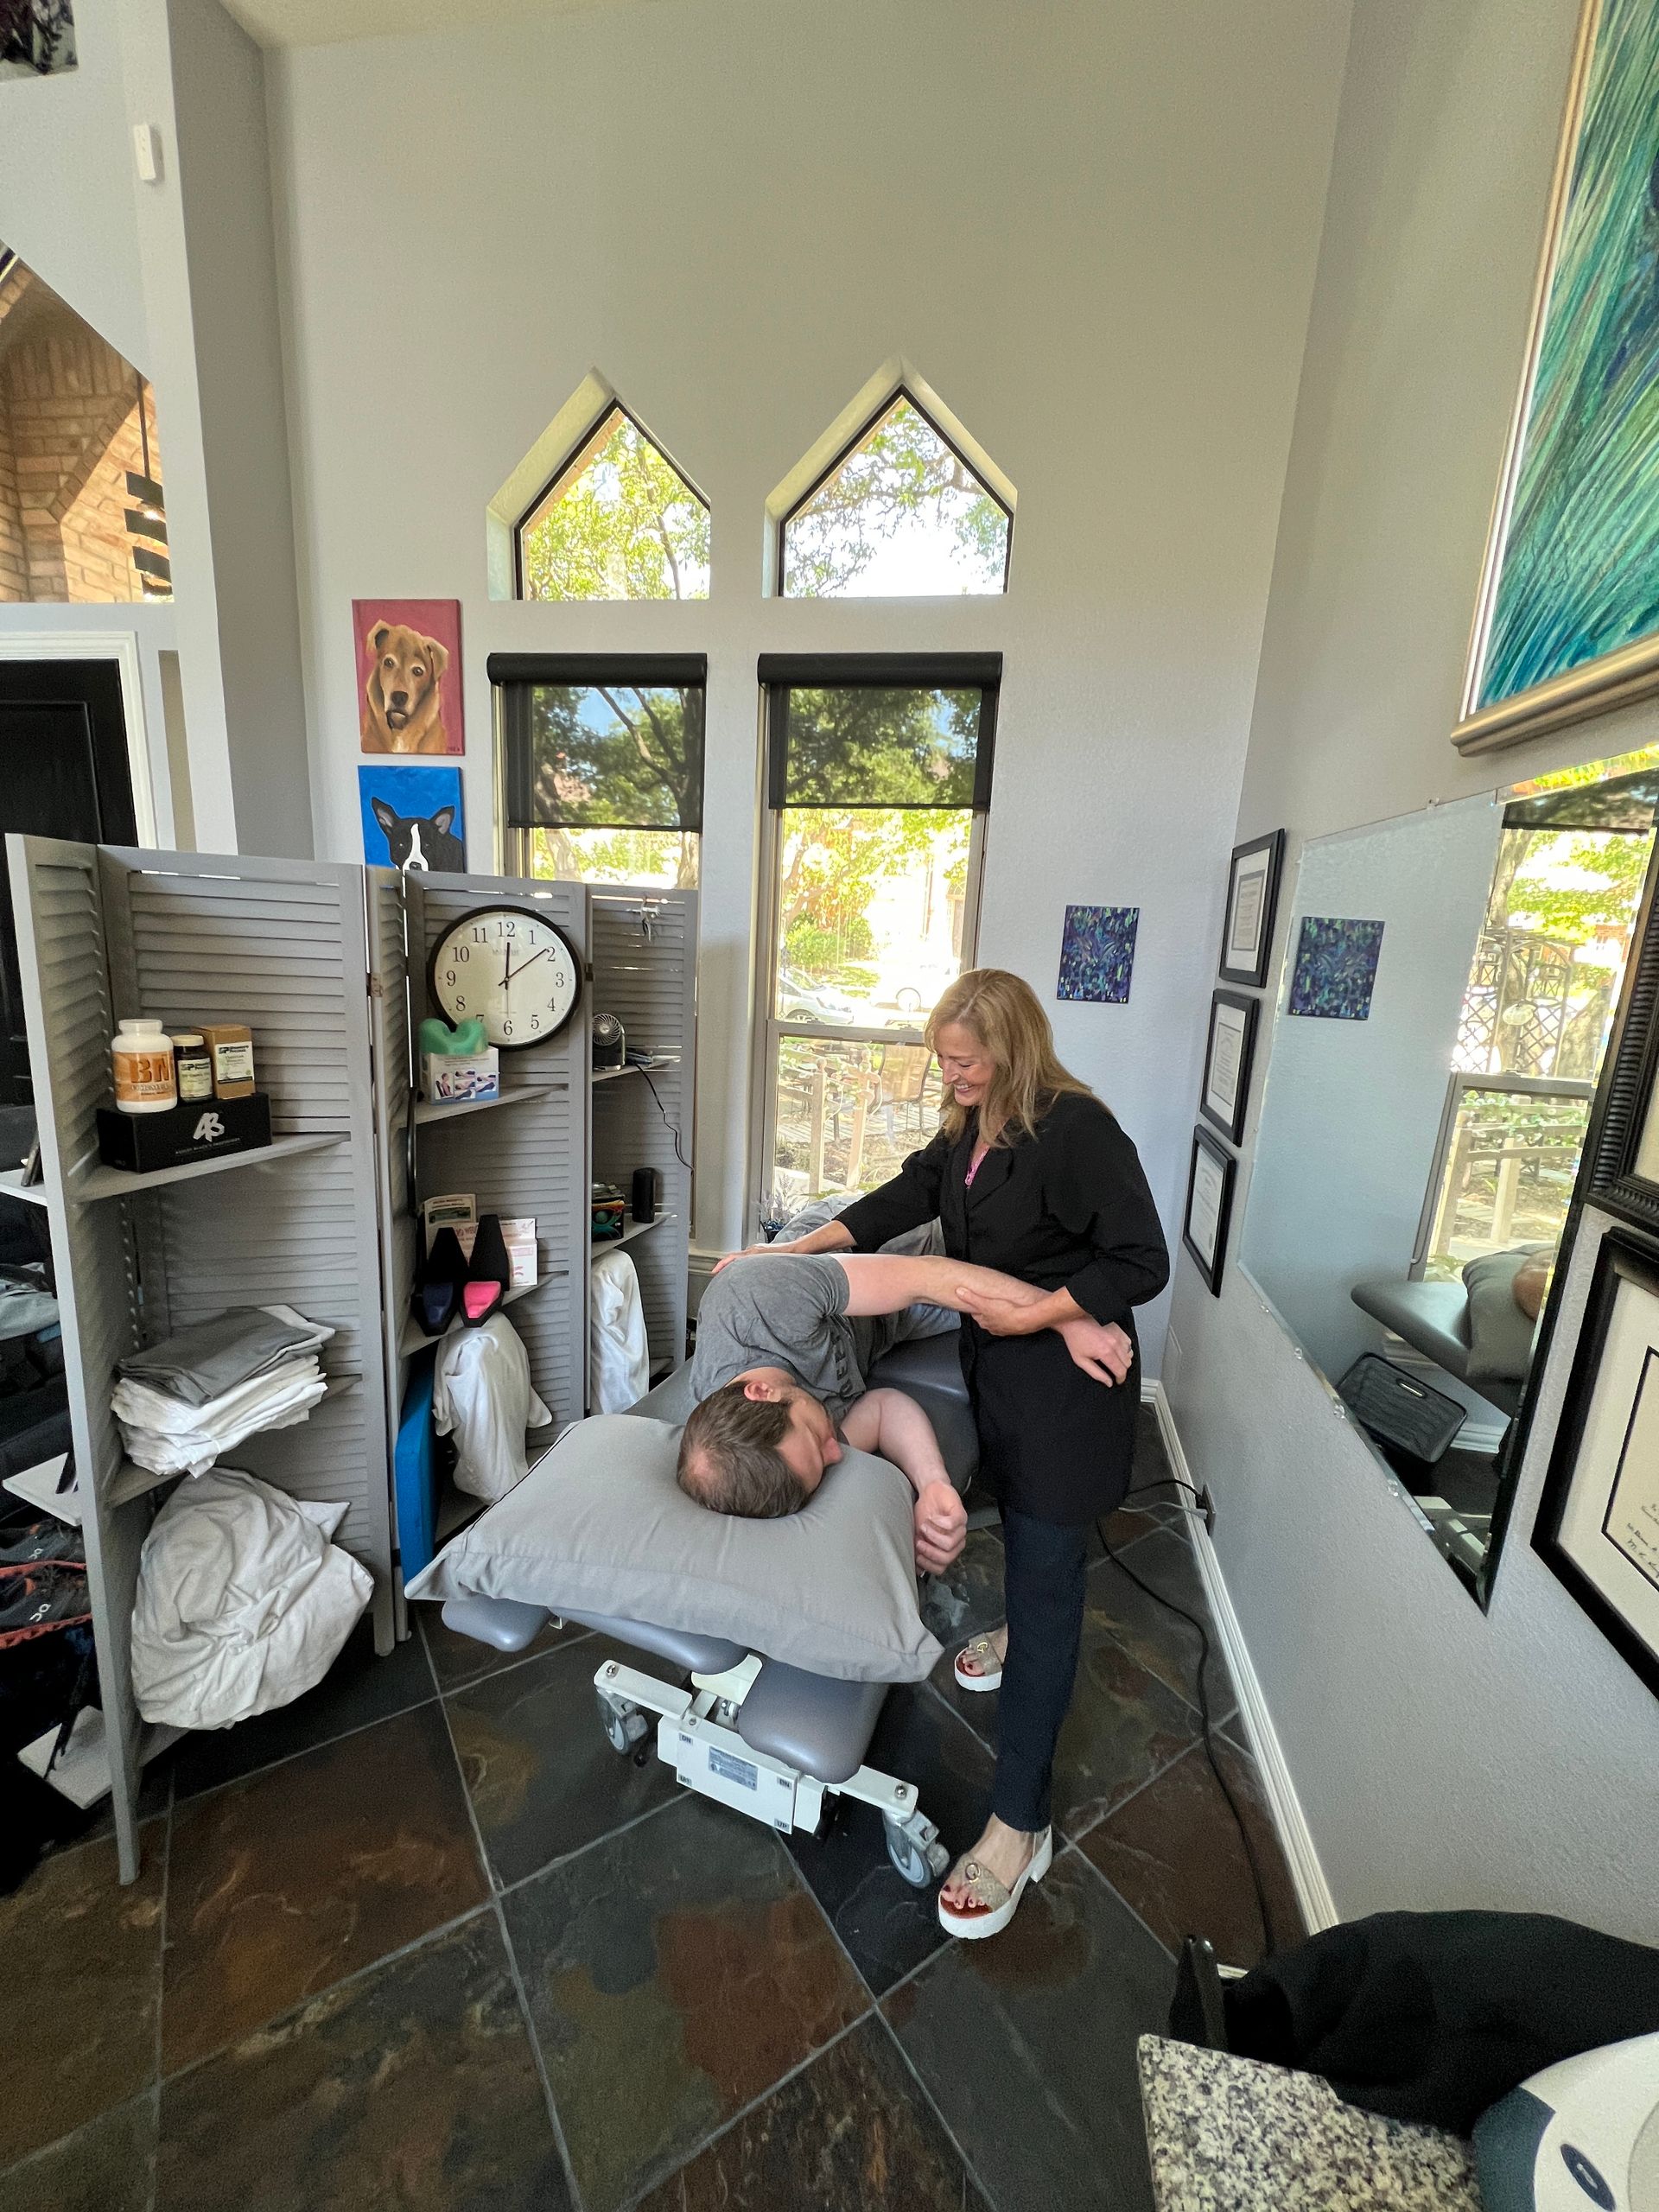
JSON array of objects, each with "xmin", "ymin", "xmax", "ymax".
[
  {"xmin": 359, "ymin": 765, "xmax": 466, "ymax": 874},
  {"xmin": 370, "ymin": 798, "xmax": 465, "ymax": 873}
]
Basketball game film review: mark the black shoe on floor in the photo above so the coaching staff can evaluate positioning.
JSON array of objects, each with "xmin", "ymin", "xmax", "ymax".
[
  {"xmin": 0, "ymin": 1519, "xmax": 84, "ymax": 1569},
  {"xmin": 0, "ymin": 1562, "xmax": 92, "ymax": 1649}
]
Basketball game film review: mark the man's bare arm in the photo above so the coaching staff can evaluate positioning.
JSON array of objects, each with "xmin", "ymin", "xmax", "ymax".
[
  {"xmin": 841, "ymin": 1388, "xmax": 965, "ymax": 1574},
  {"xmin": 832, "ymin": 1254, "xmax": 1132, "ymax": 1386}
]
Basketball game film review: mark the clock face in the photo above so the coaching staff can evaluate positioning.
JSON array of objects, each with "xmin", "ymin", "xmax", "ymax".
[{"xmin": 428, "ymin": 906, "xmax": 582, "ymax": 1049}]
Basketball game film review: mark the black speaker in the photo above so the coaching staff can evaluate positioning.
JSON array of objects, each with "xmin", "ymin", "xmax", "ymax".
[{"xmin": 631, "ymin": 1166, "xmax": 661, "ymax": 1224}]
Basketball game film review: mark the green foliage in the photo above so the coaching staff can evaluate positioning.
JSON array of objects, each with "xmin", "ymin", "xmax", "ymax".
[
  {"xmin": 526, "ymin": 682, "xmax": 701, "ymax": 839},
  {"xmin": 519, "ymin": 410, "xmax": 709, "ymax": 601},
  {"xmin": 1504, "ymin": 828, "xmax": 1653, "ymax": 949},
  {"xmin": 782, "ymin": 686, "xmax": 981, "ymax": 807},
  {"xmin": 783, "ymin": 397, "xmax": 1007, "ymax": 597},
  {"xmin": 778, "ymin": 806, "xmax": 969, "ymax": 976}
]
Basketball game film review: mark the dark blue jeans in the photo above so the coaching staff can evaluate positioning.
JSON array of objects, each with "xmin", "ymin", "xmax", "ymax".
[{"xmin": 993, "ymin": 1509, "xmax": 1091, "ymax": 1834}]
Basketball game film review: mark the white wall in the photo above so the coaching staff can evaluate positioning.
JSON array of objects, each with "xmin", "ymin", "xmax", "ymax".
[
  {"xmin": 1169, "ymin": 0, "xmax": 1659, "ymax": 1941},
  {"xmin": 266, "ymin": 0, "xmax": 1352, "ymax": 1275}
]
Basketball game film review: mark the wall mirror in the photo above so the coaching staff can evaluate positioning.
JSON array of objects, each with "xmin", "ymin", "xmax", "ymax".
[{"xmin": 1240, "ymin": 750, "xmax": 1659, "ymax": 1600}]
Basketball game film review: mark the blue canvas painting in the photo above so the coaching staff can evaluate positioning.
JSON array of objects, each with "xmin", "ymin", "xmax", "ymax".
[
  {"xmin": 1057, "ymin": 905, "xmax": 1139, "ymax": 1004},
  {"xmin": 359, "ymin": 763, "xmax": 466, "ymax": 874},
  {"xmin": 1475, "ymin": 0, "xmax": 1659, "ymax": 715},
  {"xmin": 1287, "ymin": 917, "xmax": 1383, "ymax": 1021}
]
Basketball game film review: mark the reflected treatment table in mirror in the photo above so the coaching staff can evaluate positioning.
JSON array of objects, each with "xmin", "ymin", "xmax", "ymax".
[{"xmin": 1239, "ymin": 755, "xmax": 1659, "ymax": 1599}]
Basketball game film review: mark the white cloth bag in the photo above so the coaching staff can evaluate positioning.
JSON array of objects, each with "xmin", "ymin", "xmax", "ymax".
[
  {"xmin": 589, "ymin": 1247, "xmax": 651, "ymax": 1413},
  {"xmin": 434, "ymin": 1313, "xmax": 553, "ymax": 1503},
  {"xmin": 130, "ymin": 1468, "xmax": 371, "ymax": 1730}
]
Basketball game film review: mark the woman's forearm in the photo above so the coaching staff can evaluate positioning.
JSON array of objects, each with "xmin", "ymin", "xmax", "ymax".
[{"xmin": 769, "ymin": 1219, "xmax": 855, "ymax": 1255}]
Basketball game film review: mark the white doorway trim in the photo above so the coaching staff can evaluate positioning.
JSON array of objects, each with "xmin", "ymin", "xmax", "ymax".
[{"xmin": 0, "ymin": 629, "xmax": 159, "ymax": 846}]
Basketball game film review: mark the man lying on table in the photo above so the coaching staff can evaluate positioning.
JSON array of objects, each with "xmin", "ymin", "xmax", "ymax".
[{"xmin": 678, "ymin": 1251, "xmax": 1134, "ymax": 1576}]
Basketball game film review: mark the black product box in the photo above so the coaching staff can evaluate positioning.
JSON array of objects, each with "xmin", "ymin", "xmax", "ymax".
[{"xmin": 96, "ymin": 1091, "xmax": 273, "ymax": 1175}]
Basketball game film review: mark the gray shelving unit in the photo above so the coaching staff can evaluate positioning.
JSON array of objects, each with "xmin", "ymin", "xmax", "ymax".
[
  {"xmin": 7, "ymin": 836, "xmax": 393, "ymax": 1885},
  {"xmin": 587, "ymin": 887, "xmax": 696, "ymax": 1384}
]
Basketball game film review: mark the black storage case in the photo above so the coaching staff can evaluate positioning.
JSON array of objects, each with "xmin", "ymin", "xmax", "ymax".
[
  {"xmin": 1338, "ymin": 1351, "xmax": 1466, "ymax": 1465},
  {"xmin": 95, "ymin": 1092, "xmax": 273, "ymax": 1175}
]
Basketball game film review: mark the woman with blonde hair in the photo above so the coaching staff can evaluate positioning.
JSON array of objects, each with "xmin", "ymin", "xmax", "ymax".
[{"xmin": 755, "ymin": 968, "xmax": 1167, "ymax": 1938}]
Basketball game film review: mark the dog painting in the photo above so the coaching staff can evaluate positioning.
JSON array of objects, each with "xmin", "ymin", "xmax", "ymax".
[
  {"xmin": 359, "ymin": 764, "xmax": 467, "ymax": 874},
  {"xmin": 353, "ymin": 598, "xmax": 463, "ymax": 754}
]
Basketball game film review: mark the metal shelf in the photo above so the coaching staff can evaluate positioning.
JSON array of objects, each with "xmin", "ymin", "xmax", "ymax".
[
  {"xmin": 591, "ymin": 1056, "xmax": 680, "ymax": 1085},
  {"xmin": 592, "ymin": 1211, "xmax": 676, "ymax": 1251},
  {"xmin": 413, "ymin": 1088, "xmax": 546, "ymax": 1127},
  {"xmin": 67, "ymin": 1131, "xmax": 346, "ymax": 1204},
  {"xmin": 398, "ymin": 1274, "xmax": 555, "ymax": 1358}
]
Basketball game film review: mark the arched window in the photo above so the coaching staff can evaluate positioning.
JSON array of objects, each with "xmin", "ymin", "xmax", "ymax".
[
  {"xmin": 780, "ymin": 390, "xmax": 1010, "ymax": 599},
  {"xmin": 514, "ymin": 403, "xmax": 709, "ymax": 601}
]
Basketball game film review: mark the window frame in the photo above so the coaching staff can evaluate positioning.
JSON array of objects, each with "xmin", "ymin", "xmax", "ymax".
[
  {"xmin": 490, "ymin": 652, "xmax": 708, "ymax": 879},
  {"xmin": 511, "ymin": 399, "xmax": 710, "ymax": 603},
  {"xmin": 748, "ymin": 653, "xmax": 1001, "ymax": 1230},
  {"xmin": 777, "ymin": 386, "xmax": 1014, "ymax": 600}
]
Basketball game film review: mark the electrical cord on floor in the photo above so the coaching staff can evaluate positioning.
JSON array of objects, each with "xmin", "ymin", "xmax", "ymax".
[
  {"xmin": 1094, "ymin": 1514, "xmax": 1277, "ymax": 1961},
  {"xmin": 635, "ymin": 1065, "xmax": 690, "ymax": 1172},
  {"xmin": 1125, "ymin": 1475, "xmax": 1204, "ymax": 1509}
]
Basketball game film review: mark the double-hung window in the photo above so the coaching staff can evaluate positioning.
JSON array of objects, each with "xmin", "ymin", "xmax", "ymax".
[
  {"xmin": 753, "ymin": 653, "xmax": 1000, "ymax": 1228},
  {"xmin": 491, "ymin": 654, "xmax": 705, "ymax": 887}
]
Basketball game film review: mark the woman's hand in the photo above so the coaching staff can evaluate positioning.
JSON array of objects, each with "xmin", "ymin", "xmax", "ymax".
[
  {"xmin": 1057, "ymin": 1315, "xmax": 1134, "ymax": 1386},
  {"xmin": 913, "ymin": 1480, "xmax": 967, "ymax": 1575},
  {"xmin": 712, "ymin": 1220, "xmax": 856, "ymax": 1274}
]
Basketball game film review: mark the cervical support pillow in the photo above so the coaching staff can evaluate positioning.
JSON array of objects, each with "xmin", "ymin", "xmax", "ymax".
[
  {"xmin": 1461, "ymin": 1244, "xmax": 1549, "ymax": 1382},
  {"xmin": 406, "ymin": 1413, "xmax": 943, "ymax": 1684}
]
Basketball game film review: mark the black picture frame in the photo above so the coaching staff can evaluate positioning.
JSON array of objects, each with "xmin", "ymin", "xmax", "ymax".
[
  {"xmin": 1182, "ymin": 1125, "xmax": 1236, "ymax": 1296},
  {"xmin": 1198, "ymin": 989, "xmax": 1258, "ymax": 1146},
  {"xmin": 1218, "ymin": 828, "xmax": 1285, "ymax": 988},
  {"xmin": 1533, "ymin": 1230, "xmax": 1659, "ymax": 1703},
  {"xmin": 1580, "ymin": 838, "xmax": 1659, "ymax": 1239}
]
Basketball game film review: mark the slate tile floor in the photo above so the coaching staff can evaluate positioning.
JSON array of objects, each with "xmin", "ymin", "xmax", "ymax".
[{"xmin": 0, "ymin": 1410, "xmax": 1301, "ymax": 2212}]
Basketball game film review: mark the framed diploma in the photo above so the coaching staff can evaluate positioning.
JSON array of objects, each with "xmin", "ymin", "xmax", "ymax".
[
  {"xmin": 1219, "ymin": 830, "xmax": 1285, "ymax": 988},
  {"xmin": 1182, "ymin": 1125, "xmax": 1236, "ymax": 1297},
  {"xmin": 1199, "ymin": 989, "xmax": 1258, "ymax": 1146},
  {"xmin": 1535, "ymin": 1233, "xmax": 1659, "ymax": 1701}
]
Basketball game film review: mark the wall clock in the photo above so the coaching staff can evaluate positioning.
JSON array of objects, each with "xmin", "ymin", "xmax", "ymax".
[{"xmin": 428, "ymin": 904, "xmax": 582, "ymax": 1048}]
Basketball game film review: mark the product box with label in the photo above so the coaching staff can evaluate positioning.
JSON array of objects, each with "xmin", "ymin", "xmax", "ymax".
[
  {"xmin": 423, "ymin": 1050, "xmax": 499, "ymax": 1105},
  {"xmin": 95, "ymin": 1092, "xmax": 273, "ymax": 1175}
]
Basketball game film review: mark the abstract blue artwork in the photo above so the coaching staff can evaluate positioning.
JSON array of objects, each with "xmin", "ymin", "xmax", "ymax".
[
  {"xmin": 1057, "ymin": 905, "xmax": 1139, "ymax": 1004},
  {"xmin": 1461, "ymin": 0, "xmax": 1659, "ymax": 742},
  {"xmin": 1287, "ymin": 916, "xmax": 1384, "ymax": 1020}
]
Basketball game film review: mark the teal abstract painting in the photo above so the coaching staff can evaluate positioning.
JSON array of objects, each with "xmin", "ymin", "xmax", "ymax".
[{"xmin": 1472, "ymin": 0, "xmax": 1659, "ymax": 732}]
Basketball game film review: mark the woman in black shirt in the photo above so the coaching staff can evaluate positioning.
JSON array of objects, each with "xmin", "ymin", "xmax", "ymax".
[{"xmin": 769, "ymin": 969, "xmax": 1168, "ymax": 1937}]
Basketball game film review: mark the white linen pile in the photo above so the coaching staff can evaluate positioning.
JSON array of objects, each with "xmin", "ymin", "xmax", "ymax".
[{"xmin": 112, "ymin": 1304, "xmax": 334, "ymax": 1478}]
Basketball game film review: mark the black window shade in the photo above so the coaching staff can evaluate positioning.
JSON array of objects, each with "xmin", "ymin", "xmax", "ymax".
[
  {"xmin": 492, "ymin": 654, "xmax": 706, "ymax": 834},
  {"xmin": 759, "ymin": 653, "xmax": 1000, "ymax": 812}
]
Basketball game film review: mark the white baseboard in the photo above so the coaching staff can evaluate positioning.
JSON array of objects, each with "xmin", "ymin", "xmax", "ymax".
[{"xmin": 1146, "ymin": 1382, "xmax": 1338, "ymax": 1936}]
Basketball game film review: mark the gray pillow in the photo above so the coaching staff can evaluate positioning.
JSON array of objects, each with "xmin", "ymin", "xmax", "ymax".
[
  {"xmin": 1461, "ymin": 1245, "xmax": 1548, "ymax": 1382},
  {"xmin": 406, "ymin": 1413, "xmax": 943, "ymax": 1684}
]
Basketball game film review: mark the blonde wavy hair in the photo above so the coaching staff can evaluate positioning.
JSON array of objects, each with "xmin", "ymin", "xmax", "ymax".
[{"xmin": 926, "ymin": 968, "xmax": 1093, "ymax": 1147}]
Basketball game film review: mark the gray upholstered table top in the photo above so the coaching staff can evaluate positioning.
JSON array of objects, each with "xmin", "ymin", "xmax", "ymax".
[{"xmin": 1138, "ymin": 2036, "xmax": 1483, "ymax": 2212}]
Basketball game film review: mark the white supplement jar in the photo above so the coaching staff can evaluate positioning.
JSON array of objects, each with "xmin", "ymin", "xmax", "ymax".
[{"xmin": 112, "ymin": 1019, "xmax": 177, "ymax": 1115}]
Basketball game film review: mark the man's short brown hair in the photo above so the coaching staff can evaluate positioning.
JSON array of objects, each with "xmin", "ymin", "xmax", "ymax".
[{"xmin": 677, "ymin": 1382, "xmax": 809, "ymax": 1518}]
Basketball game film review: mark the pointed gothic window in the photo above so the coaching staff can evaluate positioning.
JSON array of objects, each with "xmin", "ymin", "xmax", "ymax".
[
  {"xmin": 780, "ymin": 391, "xmax": 1010, "ymax": 599},
  {"xmin": 514, "ymin": 403, "xmax": 709, "ymax": 601}
]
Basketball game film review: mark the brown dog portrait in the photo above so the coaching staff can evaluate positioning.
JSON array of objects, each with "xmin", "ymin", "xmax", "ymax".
[{"xmin": 361, "ymin": 622, "xmax": 453, "ymax": 753}]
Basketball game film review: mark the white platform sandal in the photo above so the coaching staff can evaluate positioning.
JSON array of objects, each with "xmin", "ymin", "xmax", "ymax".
[
  {"xmin": 953, "ymin": 1630, "xmax": 1005, "ymax": 1692},
  {"xmin": 937, "ymin": 1828, "xmax": 1052, "ymax": 1941}
]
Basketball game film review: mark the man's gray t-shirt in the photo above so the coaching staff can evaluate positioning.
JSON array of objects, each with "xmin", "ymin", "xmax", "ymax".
[{"xmin": 690, "ymin": 1255, "xmax": 899, "ymax": 1422}]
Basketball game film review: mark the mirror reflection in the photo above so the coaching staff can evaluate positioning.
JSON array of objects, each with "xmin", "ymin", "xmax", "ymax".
[{"xmin": 1242, "ymin": 751, "xmax": 1659, "ymax": 1596}]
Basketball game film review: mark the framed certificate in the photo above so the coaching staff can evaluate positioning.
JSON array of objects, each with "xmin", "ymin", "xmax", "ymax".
[
  {"xmin": 1219, "ymin": 829, "xmax": 1285, "ymax": 988},
  {"xmin": 1199, "ymin": 989, "xmax": 1258, "ymax": 1146},
  {"xmin": 1182, "ymin": 1125, "xmax": 1236, "ymax": 1297},
  {"xmin": 1535, "ymin": 1233, "xmax": 1659, "ymax": 1700}
]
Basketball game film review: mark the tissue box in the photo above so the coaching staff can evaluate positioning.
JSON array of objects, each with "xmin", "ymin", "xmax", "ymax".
[{"xmin": 423, "ymin": 1050, "xmax": 499, "ymax": 1104}]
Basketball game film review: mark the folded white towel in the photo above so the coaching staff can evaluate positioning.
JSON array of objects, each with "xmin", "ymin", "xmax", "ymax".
[{"xmin": 114, "ymin": 1357, "xmax": 328, "ymax": 1478}]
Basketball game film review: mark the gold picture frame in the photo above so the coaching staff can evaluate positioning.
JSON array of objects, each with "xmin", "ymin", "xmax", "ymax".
[{"xmin": 1454, "ymin": 0, "xmax": 1659, "ymax": 755}]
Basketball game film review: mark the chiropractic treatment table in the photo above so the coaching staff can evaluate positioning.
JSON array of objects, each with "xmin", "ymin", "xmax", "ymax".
[{"xmin": 437, "ymin": 1330, "xmax": 976, "ymax": 1887}]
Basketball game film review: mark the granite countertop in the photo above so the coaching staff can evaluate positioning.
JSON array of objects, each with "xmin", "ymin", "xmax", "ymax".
[{"xmin": 1138, "ymin": 2035, "xmax": 1484, "ymax": 2212}]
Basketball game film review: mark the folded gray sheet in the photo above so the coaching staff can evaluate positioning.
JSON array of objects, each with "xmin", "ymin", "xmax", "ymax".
[{"xmin": 118, "ymin": 1306, "xmax": 315, "ymax": 1407}]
